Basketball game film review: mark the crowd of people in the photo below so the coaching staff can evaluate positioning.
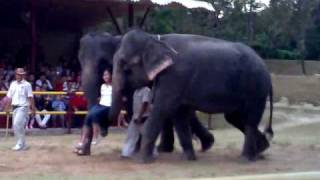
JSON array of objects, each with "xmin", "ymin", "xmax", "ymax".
[
  {"xmin": 4, "ymin": 66, "xmax": 147, "ymax": 158},
  {"xmin": 0, "ymin": 59, "xmax": 88, "ymax": 131}
]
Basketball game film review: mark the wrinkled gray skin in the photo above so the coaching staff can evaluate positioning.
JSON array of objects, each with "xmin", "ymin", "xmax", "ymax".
[
  {"xmin": 79, "ymin": 32, "xmax": 121, "ymax": 107},
  {"xmin": 110, "ymin": 29, "xmax": 274, "ymax": 163},
  {"xmin": 78, "ymin": 32, "xmax": 121, "ymax": 153},
  {"xmin": 78, "ymin": 32, "xmax": 213, "ymax": 155}
]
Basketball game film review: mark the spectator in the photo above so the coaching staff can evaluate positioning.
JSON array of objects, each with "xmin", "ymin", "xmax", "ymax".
[
  {"xmin": 28, "ymin": 86, "xmax": 49, "ymax": 129},
  {"xmin": 55, "ymin": 75, "xmax": 65, "ymax": 91},
  {"xmin": 0, "ymin": 96, "xmax": 10, "ymax": 111},
  {"xmin": 72, "ymin": 75, "xmax": 81, "ymax": 92},
  {"xmin": 35, "ymin": 73, "xmax": 53, "ymax": 90},
  {"xmin": 27, "ymin": 73, "xmax": 36, "ymax": 89},
  {"xmin": 0, "ymin": 77, "xmax": 8, "ymax": 90},
  {"xmin": 51, "ymin": 95, "xmax": 66, "ymax": 128},
  {"xmin": 3, "ymin": 74, "xmax": 13, "ymax": 90},
  {"xmin": 67, "ymin": 87, "xmax": 88, "ymax": 133},
  {"xmin": 63, "ymin": 76, "xmax": 74, "ymax": 92}
]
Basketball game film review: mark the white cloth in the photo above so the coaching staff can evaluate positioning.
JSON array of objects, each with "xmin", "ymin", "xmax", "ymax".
[
  {"xmin": 35, "ymin": 109, "xmax": 51, "ymax": 126},
  {"xmin": 7, "ymin": 80, "xmax": 33, "ymax": 106},
  {"xmin": 99, "ymin": 84, "xmax": 112, "ymax": 107},
  {"xmin": 12, "ymin": 106, "xmax": 29, "ymax": 146},
  {"xmin": 35, "ymin": 79, "xmax": 53, "ymax": 90}
]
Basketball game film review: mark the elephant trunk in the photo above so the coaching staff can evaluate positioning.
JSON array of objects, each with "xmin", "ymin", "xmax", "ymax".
[
  {"xmin": 81, "ymin": 63, "xmax": 100, "ymax": 108},
  {"xmin": 109, "ymin": 54, "xmax": 125, "ymax": 122}
]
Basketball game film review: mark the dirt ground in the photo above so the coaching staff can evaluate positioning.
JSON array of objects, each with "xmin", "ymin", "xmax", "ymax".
[
  {"xmin": 271, "ymin": 74, "xmax": 320, "ymax": 105},
  {"xmin": 0, "ymin": 74, "xmax": 320, "ymax": 179},
  {"xmin": 0, "ymin": 119, "xmax": 320, "ymax": 180}
]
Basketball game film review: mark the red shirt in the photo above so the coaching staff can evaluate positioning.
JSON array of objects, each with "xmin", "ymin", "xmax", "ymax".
[
  {"xmin": 55, "ymin": 80, "xmax": 63, "ymax": 91},
  {"xmin": 70, "ymin": 95, "xmax": 88, "ymax": 110}
]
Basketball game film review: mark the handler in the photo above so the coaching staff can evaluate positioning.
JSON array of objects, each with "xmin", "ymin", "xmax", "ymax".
[{"xmin": 5, "ymin": 68, "xmax": 36, "ymax": 151}]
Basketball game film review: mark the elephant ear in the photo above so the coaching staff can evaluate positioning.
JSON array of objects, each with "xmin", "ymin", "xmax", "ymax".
[{"xmin": 142, "ymin": 38, "xmax": 177, "ymax": 81}]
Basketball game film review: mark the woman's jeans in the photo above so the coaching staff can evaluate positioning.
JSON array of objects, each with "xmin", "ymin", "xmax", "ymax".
[{"xmin": 84, "ymin": 104, "xmax": 110, "ymax": 132}]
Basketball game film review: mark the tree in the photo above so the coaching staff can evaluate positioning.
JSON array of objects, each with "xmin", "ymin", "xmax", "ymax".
[{"xmin": 305, "ymin": 2, "xmax": 320, "ymax": 60}]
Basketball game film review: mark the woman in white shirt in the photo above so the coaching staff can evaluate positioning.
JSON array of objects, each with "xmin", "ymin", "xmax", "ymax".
[{"xmin": 74, "ymin": 69, "xmax": 112, "ymax": 155}]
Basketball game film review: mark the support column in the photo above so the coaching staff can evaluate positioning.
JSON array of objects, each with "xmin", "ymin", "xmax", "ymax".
[
  {"xmin": 30, "ymin": 0, "xmax": 37, "ymax": 73},
  {"xmin": 128, "ymin": 2, "xmax": 134, "ymax": 28}
]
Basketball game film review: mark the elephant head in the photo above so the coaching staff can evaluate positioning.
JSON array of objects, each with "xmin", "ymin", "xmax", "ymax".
[
  {"xmin": 78, "ymin": 32, "xmax": 121, "ymax": 107},
  {"xmin": 109, "ymin": 29, "xmax": 177, "ymax": 121}
]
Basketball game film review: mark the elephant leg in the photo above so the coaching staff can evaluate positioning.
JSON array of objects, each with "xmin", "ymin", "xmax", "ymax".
[
  {"xmin": 224, "ymin": 111, "xmax": 245, "ymax": 133},
  {"xmin": 140, "ymin": 113, "xmax": 167, "ymax": 163},
  {"xmin": 77, "ymin": 126, "xmax": 93, "ymax": 156},
  {"xmin": 189, "ymin": 112, "xmax": 214, "ymax": 152},
  {"xmin": 241, "ymin": 101, "xmax": 270, "ymax": 161},
  {"xmin": 140, "ymin": 89, "xmax": 181, "ymax": 163},
  {"xmin": 243, "ymin": 125, "xmax": 269, "ymax": 161},
  {"xmin": 157, "ymin": 118, "xmax": 175, "ymax": 153},
  {"xmin": 173, "ymin": 108, "xmax": 196, "ymax": 160}
]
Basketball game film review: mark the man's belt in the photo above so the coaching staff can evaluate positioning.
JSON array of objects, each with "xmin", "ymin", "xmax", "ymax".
[{"xmin": 12, "ymin": 105, "xmax": 26, "ymax": 110}]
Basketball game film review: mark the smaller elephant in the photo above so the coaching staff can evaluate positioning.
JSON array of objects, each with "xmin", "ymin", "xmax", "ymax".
[{"xmin": 110, "ymin": 29, "xmax": 273, "ymax": 163}]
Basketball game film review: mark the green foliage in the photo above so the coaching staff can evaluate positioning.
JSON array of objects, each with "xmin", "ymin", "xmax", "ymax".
[
  {"xmin": 304, "ymin": 3, "xmax": 320, "ymax": 59},
  {"xmin": 305, "ymin": 26, "xmax": 320, "ymax": 59},
  {"xmin": 140, "ymin": 0, "xmax": 320, "ymax": 60},
  {"xmin": 276, "ymin": 49, "xmax": 303, "ymax": 60}
]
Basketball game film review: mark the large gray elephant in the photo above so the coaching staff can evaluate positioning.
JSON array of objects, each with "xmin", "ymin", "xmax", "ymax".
[
  {"xmin": 78, "ymin": 32, "xmax": 214, "ymax": 155},
  {"xmin": 77, "ymin": 32, "xmax": 121, "ymax": 154},
  {"xmin": 79, "ymin": 32, "xmax": 121, "ymax": 107},
  {"xmin": 110, "ymin": 29, "xmax": 274, "ymax": 163}
]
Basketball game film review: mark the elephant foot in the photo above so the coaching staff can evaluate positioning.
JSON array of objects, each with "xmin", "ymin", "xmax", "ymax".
[
  {"xmin": 256, "ymin": 134, "xmax": 270, "ymax": 155},
  {"xmin": 134, "ymin": 153, "xmax": 156, "ymax": 164},
  {"xmin": 74, "ymin": 143, "xmax": 91, "ymax": 156},
  {"xmin": 240, "ymin": 153, "xmax": 266, "ymax": 162},
  {"xmin": 201, "ymin": 134, "xmax": 214, "ymax": 152},
  {"xmin": 242, "ymin": 128, "xmax": 270, "ymax": 161},
  {"xmin": 75, "ymin": 147, "xmax": 91, "ymax": 156},
  {"xmin": 182, "ymin": 150, "xmax": 197, "ymax": 161},
  {"xmin": 157, "ymin": 145, "xmax": 174, "ymax": 153}
]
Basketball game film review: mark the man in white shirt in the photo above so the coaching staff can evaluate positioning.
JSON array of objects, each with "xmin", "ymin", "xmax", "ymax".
[{"xmin": 5, "ymin": 68, "xmax": 36, "ymax": 151}]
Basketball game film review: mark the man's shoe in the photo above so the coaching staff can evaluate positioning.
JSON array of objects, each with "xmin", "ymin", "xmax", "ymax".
[{"xmin": 12, "ymin": 144, "xmax": 29, "ymax": 151}]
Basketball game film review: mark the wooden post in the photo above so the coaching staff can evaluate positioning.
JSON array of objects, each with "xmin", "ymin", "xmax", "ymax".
[
  {"xmin": 5, "ymin": 113, "xmax": 10, "ymax": 137},
  {"xmin": 30, "ymin": 0, "xmax": 37, "ymax": 73},
  {"xmin": 128, "ymin": 2, "xmax": 134, "ymax": 28},
  {"xmin": 208, "ymin": 114, "xmax": 213, "ymax": 130}
]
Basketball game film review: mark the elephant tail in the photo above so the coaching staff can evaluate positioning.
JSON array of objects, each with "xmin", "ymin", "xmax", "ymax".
[{"xmin": 264, "ymin": 84, "xmax": 274, "ymax": 141}]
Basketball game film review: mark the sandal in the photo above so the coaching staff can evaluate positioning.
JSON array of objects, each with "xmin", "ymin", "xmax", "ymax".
[{"xmin": 73, "ymin": 143, "xmax": 84, "ymax": 153}]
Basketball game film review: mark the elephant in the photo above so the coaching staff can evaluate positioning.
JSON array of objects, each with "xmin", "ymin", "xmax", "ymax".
[
  {"xmin": 77, "ymin": 32, "xmax": 214, "ymax": 155},
  {"xmin": 109, "ymin": 29, "xmax": 274, "ymax": 163},
  {"xmin": 77, "ymin": 32, "xmax": 121, "ymax": 154}
]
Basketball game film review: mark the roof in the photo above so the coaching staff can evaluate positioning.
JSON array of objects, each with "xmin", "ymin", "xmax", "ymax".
[{"xmin": 0, "ymin": 0, "xmax": 213, "ymax": 31}]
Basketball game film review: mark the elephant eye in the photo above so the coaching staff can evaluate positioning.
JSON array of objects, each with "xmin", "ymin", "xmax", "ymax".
[{"xmin": 124, "ymin": 68, "xmax": 132, "ymax": 75}]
